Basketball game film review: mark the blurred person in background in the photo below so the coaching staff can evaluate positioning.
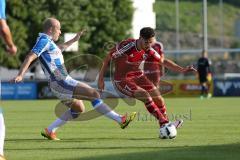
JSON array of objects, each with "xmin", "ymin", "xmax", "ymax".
[
  {"xmin": 197, "ymin": 51, "xmax": 212, "ymax": 99},
  {"xmin": 0, "ymin": 0, "xmax": 17, "ymax": 55}
]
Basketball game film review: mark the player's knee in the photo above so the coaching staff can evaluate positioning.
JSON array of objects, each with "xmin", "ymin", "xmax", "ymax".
[
  {"xmin": 72, "ymin": 100, "xmax": 85, "ymax": 113},
  {"xmin": 91, "ymin": 89, "xmax": 100, "ymax": 99},
  {"xmin": 149, "ymin": 88, "xmax": 160, "ymax": 98}
]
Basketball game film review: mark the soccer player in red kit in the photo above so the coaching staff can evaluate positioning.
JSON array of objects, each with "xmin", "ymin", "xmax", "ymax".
[
  {"xmin": 144, "ymin": 41, "xmax": 194, "ymax": 123},
  {"xmin": 98, "ymin": 27, "xmax": 196, "ymax": 137},
  {"xmin": 143, "ymin": 41, "xmax": 167, "ymax": 118}
]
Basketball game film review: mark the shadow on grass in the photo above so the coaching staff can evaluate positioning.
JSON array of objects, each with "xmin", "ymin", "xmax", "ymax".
[
  {"xmin": 55, "ymin": 143, "xmax": 240, "ymax": 160},
  {"xmin": 5, "ymin": 137, "xmax": 157, "ymax": 143},
  {"xmin": 5, "ymin": 138, "xmax": 240, "ymax": 160},
  {"xmin": 6, "ymin": 138, "xmax": 46, "ymax": 142}
]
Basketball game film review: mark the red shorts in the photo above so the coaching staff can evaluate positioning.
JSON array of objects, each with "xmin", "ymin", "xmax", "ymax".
[{"xmin": 113, "ymin": 75, "xmax": 155, "ymax": 97}]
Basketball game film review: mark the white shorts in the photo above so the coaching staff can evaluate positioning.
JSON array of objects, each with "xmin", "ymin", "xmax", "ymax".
[{"xmin": 49, "ymin": 76, "xmax": 79, "ymax": 101}]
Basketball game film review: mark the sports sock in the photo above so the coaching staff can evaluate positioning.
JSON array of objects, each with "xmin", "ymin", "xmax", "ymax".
[
  {"xmin": 47, "ymin": 109, "xmax": 74, "ymax": 133},
  {"xmin": 91, "ymin": 99, "xmax": 122, "ymax": 123},
  {"xmin": 0, "ymin": 109, "xmax": 5, "ymax": 156},
  {"xmin": 145, "ymin": 98, "xmax": 168, "ymax": 126},
  {"xmin": 158, "ymin": 104, "xmax": 168, "ymax": 120}
]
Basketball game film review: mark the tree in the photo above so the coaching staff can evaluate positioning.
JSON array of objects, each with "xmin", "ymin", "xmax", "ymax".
[{"xmin": 0, "ymin": 0, "xmax": 133, "ymax": 68}]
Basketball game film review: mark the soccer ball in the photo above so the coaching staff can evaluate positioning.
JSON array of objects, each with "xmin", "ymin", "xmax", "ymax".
[{"xmin": 159, "ymin": 123, "xmax": 177, "ymax": 139}]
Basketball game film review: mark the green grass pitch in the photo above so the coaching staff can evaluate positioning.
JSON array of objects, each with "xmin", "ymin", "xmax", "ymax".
[{"xmin": 1, "ymin": 97, "xmax": 240, "ymax": 160}]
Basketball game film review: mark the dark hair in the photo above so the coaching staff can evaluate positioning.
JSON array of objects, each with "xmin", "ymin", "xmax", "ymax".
[{"xmin": 140, "ymin": 27, "xmax": 155, "ymax": 39}]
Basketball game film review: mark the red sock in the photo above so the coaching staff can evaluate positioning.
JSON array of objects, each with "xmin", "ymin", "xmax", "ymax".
[
  {"xmin": 158, "ymin": 104, "xmax": 168, "ymax": 120},
  {"xmin": 145, "ymin": 98, "xmax": 169, "ymax": 126}
]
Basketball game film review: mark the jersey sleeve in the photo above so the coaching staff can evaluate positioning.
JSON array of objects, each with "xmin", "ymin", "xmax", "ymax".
[
  {"xmin": 31, "ymin": 37, "xmax": 49, "ymax": 57},
  {"xmin": 0, "ymin": 0, "xmax": 6, "ymax": 19},
  {"xmin": 111, "ymin": 40, "xmax": 135, "ymax": 58}
]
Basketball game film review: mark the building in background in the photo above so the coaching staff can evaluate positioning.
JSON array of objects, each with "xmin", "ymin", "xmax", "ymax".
[{"xmin": 131, "ymin": 0, "xmax": 156, "ymax": 38}]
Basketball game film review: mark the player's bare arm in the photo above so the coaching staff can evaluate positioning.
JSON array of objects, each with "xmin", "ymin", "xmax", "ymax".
[
  {"xmin": 11, "ymin": 52, "xmax": 37, "ymax": 82},
  {"xmin": 58, "ymin": 29, "xmax": 86, "ymax": 51},
  {"xmin": 98, "ymin": 53, "xmax": 112, "ymax": 91},
  {"xmin": 163, "ymin": 58, "xmax": 196, "ymax": 73},
  {"xmin": 0, "ymin": 20, "xmax": 17, "ymax": 55}
]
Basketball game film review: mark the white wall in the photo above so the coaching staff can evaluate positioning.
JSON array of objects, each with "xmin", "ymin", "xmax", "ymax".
[{"xmin": 131, "ymin": 0, "xmax": 156, "ymax": 38}]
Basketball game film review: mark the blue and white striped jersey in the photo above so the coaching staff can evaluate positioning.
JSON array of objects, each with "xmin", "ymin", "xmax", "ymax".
[{"xmin": 31, "ymin": 33, "xmax": 68, "ymax": 80}]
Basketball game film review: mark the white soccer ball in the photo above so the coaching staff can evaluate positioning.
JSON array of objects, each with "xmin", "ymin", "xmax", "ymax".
[{"xmin": 159, "ymin": 123, "xmax": 177, "ymax": 139}]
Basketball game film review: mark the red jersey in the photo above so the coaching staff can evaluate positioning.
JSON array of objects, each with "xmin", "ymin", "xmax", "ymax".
[{"xmin": 109, "ymin": 38, "xmax": 162, "ymax": 80}]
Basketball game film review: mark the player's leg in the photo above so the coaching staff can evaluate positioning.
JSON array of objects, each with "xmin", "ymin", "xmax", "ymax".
[
  {"xmin": 204, "ymin": 82, "xmax": 208, "ymax": 95},
  {"xmin": 135, "ymin": 75, "xmax": 168, "ymax": 119},
  {"xmin": 141, "ymin": 73, "xmax": 167, "ymax": 115},
  {"xmin": 150, "ymin": 93, "xmax": 183, "ymax": 129},
  {"xmin": 114, "ymin": 79, "xmax": 168, "ymax": 127},
  {"xmin": 206, "ymin": 82, "xmax": 212, "ymax": 98},
  {"xmin": 0, "ymin": 154, "xmax": 5, "ymax": 160},
  {"xmin": 0, "ymin": 109, "xmax": 5, "ymax": 159},
  {"xmin": 199, "ymin": 74, "xmax": 208, "ymax": 98},
  {"xmin": 201, "ymin": 82, "xmax": 208, "ymax": 97},
  {"xmin": 42, "ymin": 99, "xmax": 85, "ymax": 140},
  {"xmin": 136, "ymin": 75, "xmax": 183, "ymax": 128},
  {"xmin": 134, "ymin": 88, "xmax": 168, "ymax": 126},
  {"xmin": 50, "ymin": 77, "xmax": 127, "ymax": 125},
  {"xmin": 73, "ymin": 81, "xmax": 136, "ymax": 128},
  {"xmin": 151, "ymin": 93, "xmax": 167, "ymax": 117},
  {"xmin": 49, "ymin": 99, "xmax": 85, "ymax": 131},
  {"xmin": 135, "ymin": 78, "xmax": 169, "ymax": 126},
  {"xmin": 200, "ymin": 83, "xmax": 204, "ymax": 98},
  {"xmin": 42, "ymin": 78, "xmax": 88, "ymax": 140}
]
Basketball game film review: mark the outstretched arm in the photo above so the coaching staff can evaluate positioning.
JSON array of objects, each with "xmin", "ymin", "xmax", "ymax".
[
  {"xmin": 58, "ymin": 29, "xmax": 86, "ymax": 51},
  {"xmin": 98, "ymin": 53, "xmax": 112, "ymax": 91},
  {"xmin": 11, "ymin": 52, "xmax": 37, "ymax": 82},
  {"xmin": 163, "ymin": 58, "xmax": 196, "ymax": 73}
]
